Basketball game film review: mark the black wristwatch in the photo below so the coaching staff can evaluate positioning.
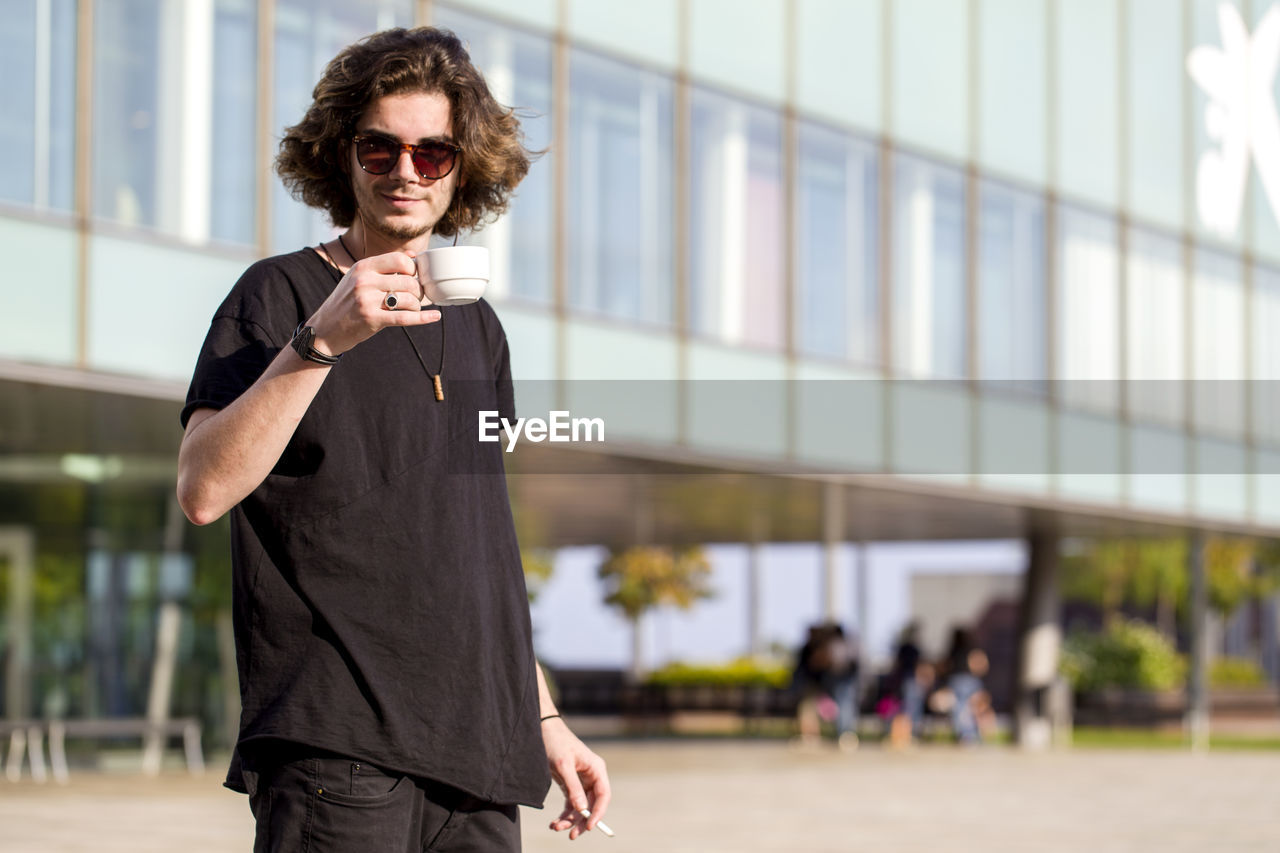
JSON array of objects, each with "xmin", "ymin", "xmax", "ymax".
[{"xmin": 290, "ymin": 324, "xmax": 341, "ymax": 365}]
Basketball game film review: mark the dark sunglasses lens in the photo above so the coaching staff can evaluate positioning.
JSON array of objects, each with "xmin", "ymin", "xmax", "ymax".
[
  {"xmin": 356, "ymin": 138, "xmax": 397, "ymax": 174},
  {"xmin": 411, "ymin": 143, "xmax": 456, "ymax": 179}
]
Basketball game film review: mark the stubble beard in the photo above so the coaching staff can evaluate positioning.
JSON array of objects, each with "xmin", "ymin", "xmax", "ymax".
[
  {"xmin": 351, "ymin": 177, "xmax": 451, "ymax": 247},
  {"xmin": 368, "ymin": 215, "xmax": 433, "ymax": 243}
]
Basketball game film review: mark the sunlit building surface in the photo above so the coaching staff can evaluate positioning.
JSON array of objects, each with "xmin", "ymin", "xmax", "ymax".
[{"xmin": 2, "ymin": 0, "xmax": 1279, "ymax": 747}]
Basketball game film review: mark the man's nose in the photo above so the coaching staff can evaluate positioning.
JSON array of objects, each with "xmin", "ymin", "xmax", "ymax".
[{"xmin": 390, "ymin": 148, "xmax": 421, "ymax": 182}]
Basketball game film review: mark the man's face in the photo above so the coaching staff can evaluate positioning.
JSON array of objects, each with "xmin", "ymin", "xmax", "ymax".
[{"xmin": 348, "ymin": 90, "xmax": 459, "ymax": 245}]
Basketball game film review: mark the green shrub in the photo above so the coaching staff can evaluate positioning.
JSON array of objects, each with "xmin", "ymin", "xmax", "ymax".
[
  {"xmin": 1210, "ymin": 657, "xmax": 1268, "ymax": 688},
  {"xmin": 645, "ymin": 657, "xmax": 791, "ymax": 689},
  {"xmin": 1061, "ymin": 618, "xmax": 1186, "ymax": 692}
]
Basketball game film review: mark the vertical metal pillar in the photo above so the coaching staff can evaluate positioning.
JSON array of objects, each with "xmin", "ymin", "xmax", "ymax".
[
  {"xmin": 74, "ymin": 0, "xmax": 95, "ymax": 367},
  {"xmin": 2, "ymin": 528, "xmax": 36, "ymax": 722},
  {"xmin": 255, "ymin": 0, "xmax": 276, "ymax": 256},
  {"xmin": 1187, "ymin": 531, "xmax": 1210, "ymax": 752},
  {"xmin": 822, "ymin": 481, "xmax": 843, "ymax": 622},
  {"xmin": 1014, "ymin": 528, "xmax": 1062, "ymax": 749},
  {"xmin": 855, "ymin": 541, "xmax": 870, "ymax": 656},
  {"xmin": 143, "ymin": 497, "xmax": 187, "ymax": 775},
  {"xmin": 1262, "ymin": 593, "xmax": 1280, "ymax": 687},
  {"xmin": 747, "ymin": 507, "xmax": 767, "ymax": 657},
  {"xmin": 629, "ymin": 477, "xmax": 654, "ymax": 682}
]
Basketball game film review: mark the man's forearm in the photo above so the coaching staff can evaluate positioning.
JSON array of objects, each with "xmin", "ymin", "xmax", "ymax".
[
  {"xmin": 535, "ymin": 662, "xmax": 558, "ymax": 718},
  {"xmin": 177, "ymin": 346, "xmax": 332, "ymax": 525}
]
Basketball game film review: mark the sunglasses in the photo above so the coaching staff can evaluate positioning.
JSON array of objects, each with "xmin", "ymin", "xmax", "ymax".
[{"xmin": 352, "ymin": 134, "xmax": 462, "ymax": 180}]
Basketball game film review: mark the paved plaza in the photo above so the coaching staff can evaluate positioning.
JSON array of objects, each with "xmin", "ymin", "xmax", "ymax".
[{"xmin": 1, "ymin": 739, "xmax": 1277, "ymax": 852}]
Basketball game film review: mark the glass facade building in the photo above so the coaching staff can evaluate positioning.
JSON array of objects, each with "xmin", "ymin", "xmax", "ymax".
[{"xmin": 3, "ymin": 0, "xmax": 1280, "ymax": 735}]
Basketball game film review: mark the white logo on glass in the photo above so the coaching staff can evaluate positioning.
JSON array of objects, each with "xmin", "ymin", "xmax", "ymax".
[{"xmin": 1187, "ymin": 3, "xmax": 1280, "ymax": 236}]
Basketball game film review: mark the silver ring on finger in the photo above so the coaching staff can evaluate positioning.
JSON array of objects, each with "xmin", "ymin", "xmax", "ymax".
[{"xmin": 383, "ymin": 290, "xmax": 399, "ymax": 310}]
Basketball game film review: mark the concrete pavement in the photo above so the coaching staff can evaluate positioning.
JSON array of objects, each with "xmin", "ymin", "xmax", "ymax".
[{"xmin": 1, "ymin": 740, "xmax": 1277, "ymax": 852}]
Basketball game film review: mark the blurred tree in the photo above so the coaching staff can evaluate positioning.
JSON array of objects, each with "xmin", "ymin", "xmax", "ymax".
[
  {"xmin": 1204, "ymin": 539, "xmax": 1256, "ymax": 616},
  {"xmin": 1126, "ymin": 539, "xmax": 1186, "ymax": 639},
  {"xmin": 1254, "ymin": 541, "xmax": 1280, "ymax": 607},
  {"xmin": 521, "ymin": 548, "xmax": 554, "ymax": 604},
  {"xmin": 1060, "ymin": 617, "xmax": 1186, "ymax": 692},
  {"xmin": 1062, "ymin": 537, "xmax": 1276, "ymax": 638},
  {"xmin": 509, "ymin": 501, "xmax": 555, "ymax": 604},
  {"xmin": 598, "ymin": 545, "xmax": 714, "ymax": 681},
  {"xmin": 1061, "ymin": 539, "xmax": 1133, "ymax": 625},
  {"xmin": 186, "ymin": 513, "xmax": 236, "ymax": 748}
]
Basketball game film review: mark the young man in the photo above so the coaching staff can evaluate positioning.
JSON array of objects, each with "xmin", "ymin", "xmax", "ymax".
[{"xmin": 177, "ymin": 27, "xmax": 609, "ymax": 852}]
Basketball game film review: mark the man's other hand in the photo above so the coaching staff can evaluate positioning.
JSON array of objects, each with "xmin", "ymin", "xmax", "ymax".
[{"xmin": 542, "ymin": 717, "xmax": 611, "ymax": 841}]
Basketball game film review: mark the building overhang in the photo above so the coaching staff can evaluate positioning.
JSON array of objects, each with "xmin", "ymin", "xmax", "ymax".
[{"xmin": 3, "ymin": 365, "xmax": 1277, "ymax": 547}]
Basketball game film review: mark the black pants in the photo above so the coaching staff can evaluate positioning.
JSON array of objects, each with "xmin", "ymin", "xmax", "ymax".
[{"xmin": 243, "ymin": 745, "xmax": 521, "ymax": 853}]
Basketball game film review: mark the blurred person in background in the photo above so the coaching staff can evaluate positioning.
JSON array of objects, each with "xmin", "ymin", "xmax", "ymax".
[
  {"xmin": 177, "ymin": 26, "xmax": 608, "ymax": 852},
  {"xmin": 887, "ymin": 620, "xmax": 930, "ymax": 748},
  {"xmin": 930, "ymin": 626, "xmax": 996, "ymax": 745},
  {"xmin": 792, "ymin": 623, "xmax": 830, "ymax": 746},
  {"xmin": 791, "ymin": 622, "xmax": 860, "ymax": 751}
]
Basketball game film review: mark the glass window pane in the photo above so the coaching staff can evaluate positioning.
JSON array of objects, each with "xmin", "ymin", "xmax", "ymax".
[
  {"xmin": 569, "ymin": 50, "xmax": 674, "ymax": 325},
  {"xmin": 1253, "ymin": 265, "xmax": 1280, "ymax": 445},
  {"xmin": 1056, "ymin": 206, "xmax": 1119, "ymax": 412},
  {"xmin": 979, "ymin": 182, "xmax": 1045, "ymax": 388},
  {"xmin": 94, "ymin": 0, "xmax": 163, "ymax": 228},
  {"xmin": 567, "ymin": 0, "xmax": 678, "ymax": 70},
  {"xmin": 1192, "ymin": 249, "xmax": 1244, "ymax": 437},
  {"xmin": 0, "ymin": 2, "xmax": 39, "ymax": 206},
  {"xmin": 0, "ymin": 219, "xmax": 78, "ymax": 363},
  {"xmin": 978, "ymin": 0, "xmax": 1047, "ymax": 185},
  {"xmin": 892, "ymin": 155, "xmax": 967, "ymax": 379},
  {"xmin": 0, "ymin": 0, "xmax": 76, "ymax": 211},
  {"xmin": 796, "ymin": 0, "xmax": 881, "ymax": 133},
  {"xmin": 1250, "ymin": 4, "xmax": 1280, "ymax": 263},
  {"xmin": 688, "ymin": 0, "xmax": 786, "ymax": 103},
  {"xmin": 272, "ymin": 1, "xmax": 414, "ymax": 253},
  {"xmin": 795, "ymin": 122, "xmax": 879, "ymax": 365},
  {"xmin": 891, "ymin": 0, "xmax": 968, "ymax": 161},
  {"xmin": 93, "ymin": 0, "xmax": 260, "ymax": 244},
  {"xmin": 1128, "ymin": 0, "xmax": 1185, "ymax": 230},
  {"xmin": 47, "ymin": 0, "xmax": 78, "ymax": 211},
  {"xmin": 436, "ymin": 7, "xmax": 553, "ymax": 305},
  {"xmin": 439, "ymin": 0, "xmax": 556, "ymax": 31},
  {"xmin": 1126, "ymin": 228, "xmax": 1185, "ymax": 425},
  {"xmin": 689, "ymin": 89, "xmax": 784, "ymax": 349},
  {"xmin": 211, "ymin": 0, "xmax": 259, "ymax": 246},
  {"xmin": 88, "ymin": 236, "xmax": 247, "ymax": 379},
  {"xmin": 1189, "ymin": 0, "xmax": 1246, "ymax": 250},
  {"xmin": 1056, "ymin": 0, "xmax": 1118, "ymax": 207},
  {"xmin": 1253, "ymin": 158, "xmax": 1280, "ymax": 264}
]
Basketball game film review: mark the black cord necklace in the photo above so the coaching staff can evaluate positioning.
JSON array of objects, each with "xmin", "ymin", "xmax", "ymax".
[{"xmin": 336, "ymin": 232, "xmax": 446, "ymax": 401}]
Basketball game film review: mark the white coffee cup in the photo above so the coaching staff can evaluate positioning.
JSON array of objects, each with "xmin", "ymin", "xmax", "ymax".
[{"xmin": 415, "ymin": 245, "xmax": 489, "ymax": 306}]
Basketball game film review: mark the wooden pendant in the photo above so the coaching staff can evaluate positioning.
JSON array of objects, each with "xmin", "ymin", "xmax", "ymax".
[{"xmin": 432, "ymin": 374, "xmax": 444, "ymax": 401}]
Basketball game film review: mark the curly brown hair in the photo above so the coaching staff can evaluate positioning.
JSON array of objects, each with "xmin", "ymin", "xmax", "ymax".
[{"xmin": 275, "ymin": 27, "xmax": 532, "ymax": 238}]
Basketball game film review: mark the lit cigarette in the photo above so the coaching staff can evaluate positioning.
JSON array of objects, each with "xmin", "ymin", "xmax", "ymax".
[{"xmin": 579, "ymin": 809, "xmax": 615, "ymax": 838}]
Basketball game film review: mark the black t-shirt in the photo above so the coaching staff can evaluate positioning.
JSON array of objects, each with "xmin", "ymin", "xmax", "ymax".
[{"xmin": 182, "ymin": 248, "xmax": 550, "ymax": 807}]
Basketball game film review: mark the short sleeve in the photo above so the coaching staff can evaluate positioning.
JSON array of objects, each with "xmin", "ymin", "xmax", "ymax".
[
  {"xmin": 181, "ymin": 315, "xmax": 282, "ymax": 428},
  {"xmin": 179, "ymin": 250, "xmax": 328, "ymax": 429}
]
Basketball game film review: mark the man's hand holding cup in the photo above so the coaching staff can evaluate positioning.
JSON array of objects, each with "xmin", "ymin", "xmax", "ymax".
[{"xmin": 306, "ymin": 250, "xmax": 441, "ymax": 358}]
